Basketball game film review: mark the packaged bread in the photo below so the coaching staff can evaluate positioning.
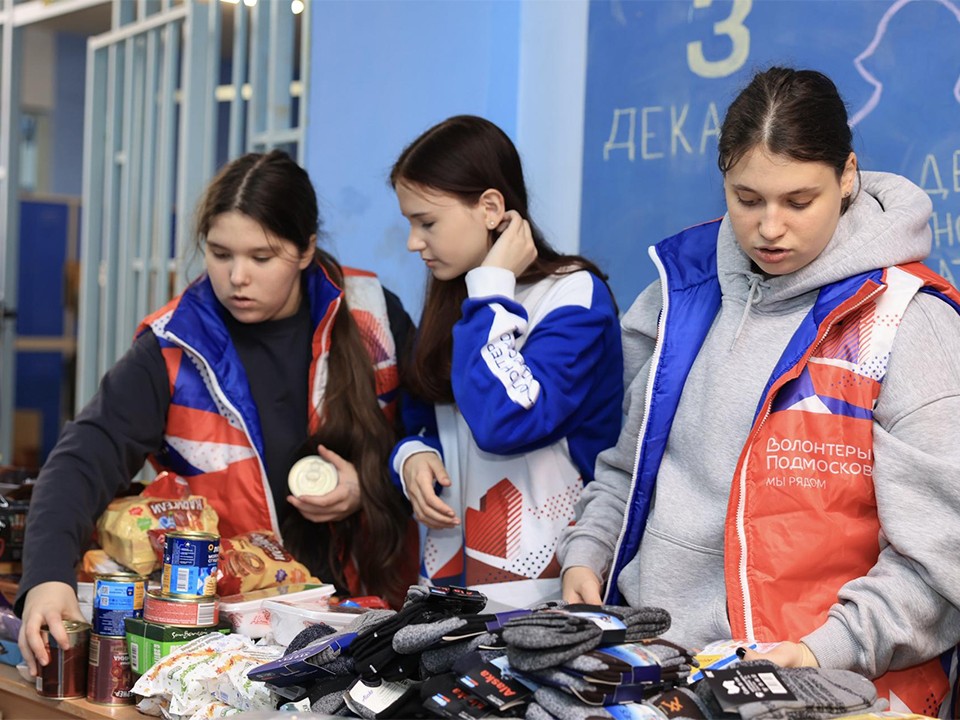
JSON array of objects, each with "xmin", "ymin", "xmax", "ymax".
[
  {"xmin": 97, "ymin": 494, "xmax": 219, "ymax": 575},
  {"xmin": 216, "ymin": 531, "xmax": 318, "ymax": 596}
]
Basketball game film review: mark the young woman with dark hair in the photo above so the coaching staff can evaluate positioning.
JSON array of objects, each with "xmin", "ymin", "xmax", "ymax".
[
  {"xmin": 559, "ymin": 67, "xmax": 960, "ymax": 716},
  {"xmin": 17, "ymin": 150, "xmax": 418, "ymax": 673},
  {"xmin": 390, "ymin": 115, "xmax": 623, "ymax": 609}
]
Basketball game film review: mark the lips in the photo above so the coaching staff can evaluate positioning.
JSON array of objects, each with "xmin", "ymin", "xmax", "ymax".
[{"xmin": 755, "ymin": 246, "xmax": 789, "ymax": 264}]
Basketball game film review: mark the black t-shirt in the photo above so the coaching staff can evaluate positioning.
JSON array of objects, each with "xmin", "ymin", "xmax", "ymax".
[{"xmin": 223, "ymin": 300, "xmax": 312, "ymax": 523}]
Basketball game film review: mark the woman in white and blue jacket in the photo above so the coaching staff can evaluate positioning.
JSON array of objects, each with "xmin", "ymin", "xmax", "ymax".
[{"xmin": 388, "ymin": 115, "xmax": 623, "ymax": 609}]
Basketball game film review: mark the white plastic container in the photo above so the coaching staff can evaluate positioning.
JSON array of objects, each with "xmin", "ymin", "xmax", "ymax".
[
  {"xmin": 219, "ymin": 583, "xmax": 335, "ymax": 639},
  {"xmin": 263, "ymin": 596, "xmax": 369, "ymax": 646}
]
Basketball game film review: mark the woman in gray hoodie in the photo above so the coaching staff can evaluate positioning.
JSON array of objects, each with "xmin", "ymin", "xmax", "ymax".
[{"xmin": 558, "ymin": 67, "xmax": 960, "ymax": 717}]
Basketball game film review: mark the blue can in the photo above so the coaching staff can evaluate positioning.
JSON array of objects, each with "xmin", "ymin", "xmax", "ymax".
[
  {"xmin": 161, "ymin": 530, "xmax": 220, "ymax": 597},
  {"xmin": 92, "ymin": 573, "xmax": 145, "ymax": 637}
]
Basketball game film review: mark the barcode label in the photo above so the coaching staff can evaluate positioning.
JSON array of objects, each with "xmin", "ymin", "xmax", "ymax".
[
  {"xmin": 176, "ymin": 568, "xmax": 190, "ymax": 593},
  {"xmin": 758, "ymin": 672, "xmax": 787, "ymax": 694},
  {"xmin": 197, "ymin": 603, "xmax": 215, "ymax": 625},
  {"xmin": 130, "ymin": 641, "xmax": 139, "ymax": 670}
]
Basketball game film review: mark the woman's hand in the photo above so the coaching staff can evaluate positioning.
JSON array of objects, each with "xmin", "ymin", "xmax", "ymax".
[
  {"xmin": 562, "ymin": 566, "xmax": 603, "ymax": 604},
  {"xmin": 287, "ymin": 445, "xmax": 362, "ymax": 523},
  {"xmin": 402, "ymin": 452, "xmax": 459, "ymax": 529},
  {"xmin": 741, "ymin": 641, "xmax": 819, "ymax": 668},
  {"xmin": 18, "ymin": 581, "xmax": 85, "ymax": 677},
  {"xmin": 481, "ymin": 209, "xmax": 537, "ymax": 278}
]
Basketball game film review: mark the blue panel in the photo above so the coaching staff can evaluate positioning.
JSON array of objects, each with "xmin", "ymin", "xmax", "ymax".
[
  {"xmin": 18, "ymin": 200, "xmax": 69, "ymax": 336},
  {"xmin": 581, "ymin": 0, "xmax": 960, "ymax": 309},
  {"xmin": 15, "ymin": 352, "xmax": 65, "ymax": 461}
]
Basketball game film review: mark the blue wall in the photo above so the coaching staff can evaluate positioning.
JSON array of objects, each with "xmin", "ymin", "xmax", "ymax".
[{"xmin": 305, "ymin": 0, "xmax": 580, "ymax": 321}]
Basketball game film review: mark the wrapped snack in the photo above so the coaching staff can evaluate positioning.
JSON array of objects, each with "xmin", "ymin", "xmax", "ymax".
[
  {"xmin": 132, "ymin": 632, "xmax": 282, "ymax": 719},
  {"xmin": 216, "ymin": 531, "xmax": 318, "ymax": 596},
  {"xmin": 96, "ymin": 493, "xmax": 219, "ymax": 575}
]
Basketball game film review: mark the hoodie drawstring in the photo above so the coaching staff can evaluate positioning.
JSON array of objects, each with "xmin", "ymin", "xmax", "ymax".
[{"xmin": 732, "ymin": 276, "xmax": 763, "ymax": 348}]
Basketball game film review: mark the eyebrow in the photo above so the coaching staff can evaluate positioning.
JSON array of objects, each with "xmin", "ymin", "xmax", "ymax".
[
  {"xmin": 731, "ymin": 183, "xmax": 820, "ymax": 196},
  {"xmin": 206, "ymin": 240, "xmax": 275, "ymax": 254}
]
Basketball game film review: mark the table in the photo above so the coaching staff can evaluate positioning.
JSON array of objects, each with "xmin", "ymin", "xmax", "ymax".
[{"xmin": 0, "ymin": 662, "xmax": 143, "ymax": 720}]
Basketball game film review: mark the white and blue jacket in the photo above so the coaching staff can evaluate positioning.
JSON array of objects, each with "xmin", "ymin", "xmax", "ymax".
[{"xmin": 392, "ymin": 266, "xmax": 623, "ymax": 608}]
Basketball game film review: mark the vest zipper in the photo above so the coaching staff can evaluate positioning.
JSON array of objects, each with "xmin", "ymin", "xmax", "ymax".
[
  {"xmin": 735, "ymin": 283, "xmax": 884, "ymax": 642},
  {"xmin": 606, "ymin": 248, "xmax": 670, "ymax": 603}
]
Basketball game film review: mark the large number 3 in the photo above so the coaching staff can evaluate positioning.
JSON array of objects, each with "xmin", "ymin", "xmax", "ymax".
[{"xmin": 687, "ymin": 0, "xmax": 752, "ymax": 79}]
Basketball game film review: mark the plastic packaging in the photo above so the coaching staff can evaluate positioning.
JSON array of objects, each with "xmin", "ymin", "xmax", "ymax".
[
  {"xmin": 218, "ymin": 583, "xmax": 334, "ymax": 639},
  {"xmin": 264, "ymin": 595, "xmax": 368, "ymax": 646}
]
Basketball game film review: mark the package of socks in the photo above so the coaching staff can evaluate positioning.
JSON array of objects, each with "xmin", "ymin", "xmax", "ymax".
[{"xmin": 247, "ymin": 631, "xmax": 357, "ymax": 686}]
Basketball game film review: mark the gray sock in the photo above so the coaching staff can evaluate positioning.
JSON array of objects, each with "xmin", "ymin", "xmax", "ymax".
[
  {"xmin": 311, "ymin": 690, "xmax": 349, "ymax": 716},
  {"xmin": 347, "ymin": 608, "xmax": 397, "ymax": 633},
  {"xmin": 503, "ymin": 614, "xmax": 603, "ymax": 671},
  {"xmin": 526, "ymin": 702, "xmax": 559, "ymax": 720},
  {"xmin": 736, "ymin": 666, "xmax": 886, "ymax": 720},
  {"xmin": 420, "ymin": 633, "xmax": 504, "ymax": 674},
  {"xmin": 304, "ymin": 610, "xmax": 394, "ymax": 667},
  {"xmin": 533, "ymin": 687, "xmax": 614, "ymax": 720},
  {"xmin": 604, "ymin": 605, "xmax": 671, "ymax": 641},
  {"xmin": 392, "ymin": 616, "xmax": 468, "ymax": 654}
]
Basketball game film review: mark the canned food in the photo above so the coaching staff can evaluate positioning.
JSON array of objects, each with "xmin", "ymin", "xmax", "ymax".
[
  {"xmin": 36, "ymin": 620, "xmax": 90, "ymax": 699},
  {"xmin": 87, "ymin": 633, "xmax": 133, "ymax": 705},
  {"xmin": 144, "ymin": 590, "xmax": 219, "ymax": 627},
  {"xmin": 93, "ymin": 572, "xmax": 145, "ymax": 636},
  {"xmin": 288, "ymin": 455, "xmax": 339, "ymax": 497},
  {"xmin": 161, "ymin": 530, "xmax": 220, "ymax": 597}
]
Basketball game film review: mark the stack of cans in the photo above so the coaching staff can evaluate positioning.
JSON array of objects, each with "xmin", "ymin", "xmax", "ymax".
[
  {"xmin": 144, "ymin": 530, "xmax": 221, "ymax": 627},
  {"xmin": 88, "ymin": 572, "xmax": 144, "ymax": 704}
]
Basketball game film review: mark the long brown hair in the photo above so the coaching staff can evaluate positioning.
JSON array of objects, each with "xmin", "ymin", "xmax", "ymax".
[
  {"xmin": 196, "ymin": 150, "xmax": 410, "ymax": 600},
  {"xmin": 390, "ymin": 115, "xmax": 612, "ymax": 403}
]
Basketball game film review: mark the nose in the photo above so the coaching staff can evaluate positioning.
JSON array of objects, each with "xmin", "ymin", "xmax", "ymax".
[
  {"xmin": 407, "ymin": 229, "xmax": 425, "ymax": 253},
  {"xmin": 759, "ymin": 204, "xmax": 786, "ymax": 241},
  {"xmin": 229, "ymin": 259, "xmax": 250, "ymax": 287}
]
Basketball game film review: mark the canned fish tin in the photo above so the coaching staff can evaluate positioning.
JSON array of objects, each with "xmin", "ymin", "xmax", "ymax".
[
  {"xmin": 36, "ymin": 620, "xmax": 90, "ymax": 699},
  {"xmin": 87, "ymin": 633, "xmax": 133, "ymax": 705},
  {"xmin": 93, "ymin": 572, "xmax": 145, "ymax": 636},
  {"xmin": 144, "ymin": 590, "xmax": 220, "ymax": 627},
  {"xmin": 161, "ymin": 530, "xmax": 220, "ymax": 597},
  {"xmin": 288, "ymin": 455, "xmax": 339, "ymax": 497}
]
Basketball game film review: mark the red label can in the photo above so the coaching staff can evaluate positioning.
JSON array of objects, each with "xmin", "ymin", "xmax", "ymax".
[
  {"xmin": 36, "ymin": 621, "xmax": 90, "ymax": 699},
  {"xmin": 87, "ymin": 633, "xmax": 134, "ymax": 705}
]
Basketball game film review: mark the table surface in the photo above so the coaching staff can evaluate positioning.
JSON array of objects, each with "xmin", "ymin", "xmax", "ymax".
[{"xmin": 0, "ymin": 661, "xmax": 143, "ymax": 719}]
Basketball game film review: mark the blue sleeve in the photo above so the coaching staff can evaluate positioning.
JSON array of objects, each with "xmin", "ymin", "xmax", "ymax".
[
  {"xmin": 451, "ymin": 271, "xmax": 619, "ymax": 456},
  {"xmin": 389, "ymin": 397, "xmax": 442, "ymax": 491}
]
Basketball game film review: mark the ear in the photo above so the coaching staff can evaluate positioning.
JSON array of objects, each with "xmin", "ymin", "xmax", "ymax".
[
  {"xmin": 299, "ymin": 234, "xmax": 318, "ymax": 270},
  {"xmin": 478, "ymin": 189, "xmax": 505, "ymax": 231},
  {"xmin": 840, "ymin": 152, "xmax": 857, "ymax": 197}
]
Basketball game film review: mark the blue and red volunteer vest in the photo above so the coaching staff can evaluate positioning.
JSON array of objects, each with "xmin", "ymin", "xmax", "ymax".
[
  {"xmin": 605, "ymin": 219, "xmax": 960, "ymax": 715},
  {"xmin": 135, "ymin": 262, "xmax": 401, "ymax": 543}
]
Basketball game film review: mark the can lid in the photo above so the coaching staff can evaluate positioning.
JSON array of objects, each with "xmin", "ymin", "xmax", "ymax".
[
  {"xmin": 40, "ymin": 620, "xmax": 92, "ymax": 647},
  {"xmin": 288, "ymin": 455, "xmax": 339, "ymax": 497}
]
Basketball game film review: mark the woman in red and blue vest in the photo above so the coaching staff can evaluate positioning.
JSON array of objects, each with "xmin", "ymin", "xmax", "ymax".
[
  {"xmin": 559, "ymin": 68, "xmax": 960, "ymax": 716},
  {"xmin": 17, "ymin": 150, "xmax": 418, "ymax": 675}
]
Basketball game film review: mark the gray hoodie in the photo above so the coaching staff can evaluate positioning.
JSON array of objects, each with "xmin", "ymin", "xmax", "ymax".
[{"xmin": 558, "ymin": 171, "xmax": 960, "ymax": 678}]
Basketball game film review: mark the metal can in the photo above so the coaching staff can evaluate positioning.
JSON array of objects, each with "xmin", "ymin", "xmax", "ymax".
[
  {"xmin": 288, "ymin": 454, "xmax": 339, "ymax": 497},
  {"xmin": 161, "ymin": 530, "xmax": 220, "ymax": 597},
  {"xmin": 36, "ymin": 620, "xmax": 90, "ymax": 699},
  {"xmin": 144, "ymin": 589, "xmax": 220, "ymax": 627},
  {"xmin": 87, "ymin": 633, "xmax": 133, "ymax": 705},
  {"xmin": 92, "ymin": 572, "xmax": 145, "ymax": 636}
]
